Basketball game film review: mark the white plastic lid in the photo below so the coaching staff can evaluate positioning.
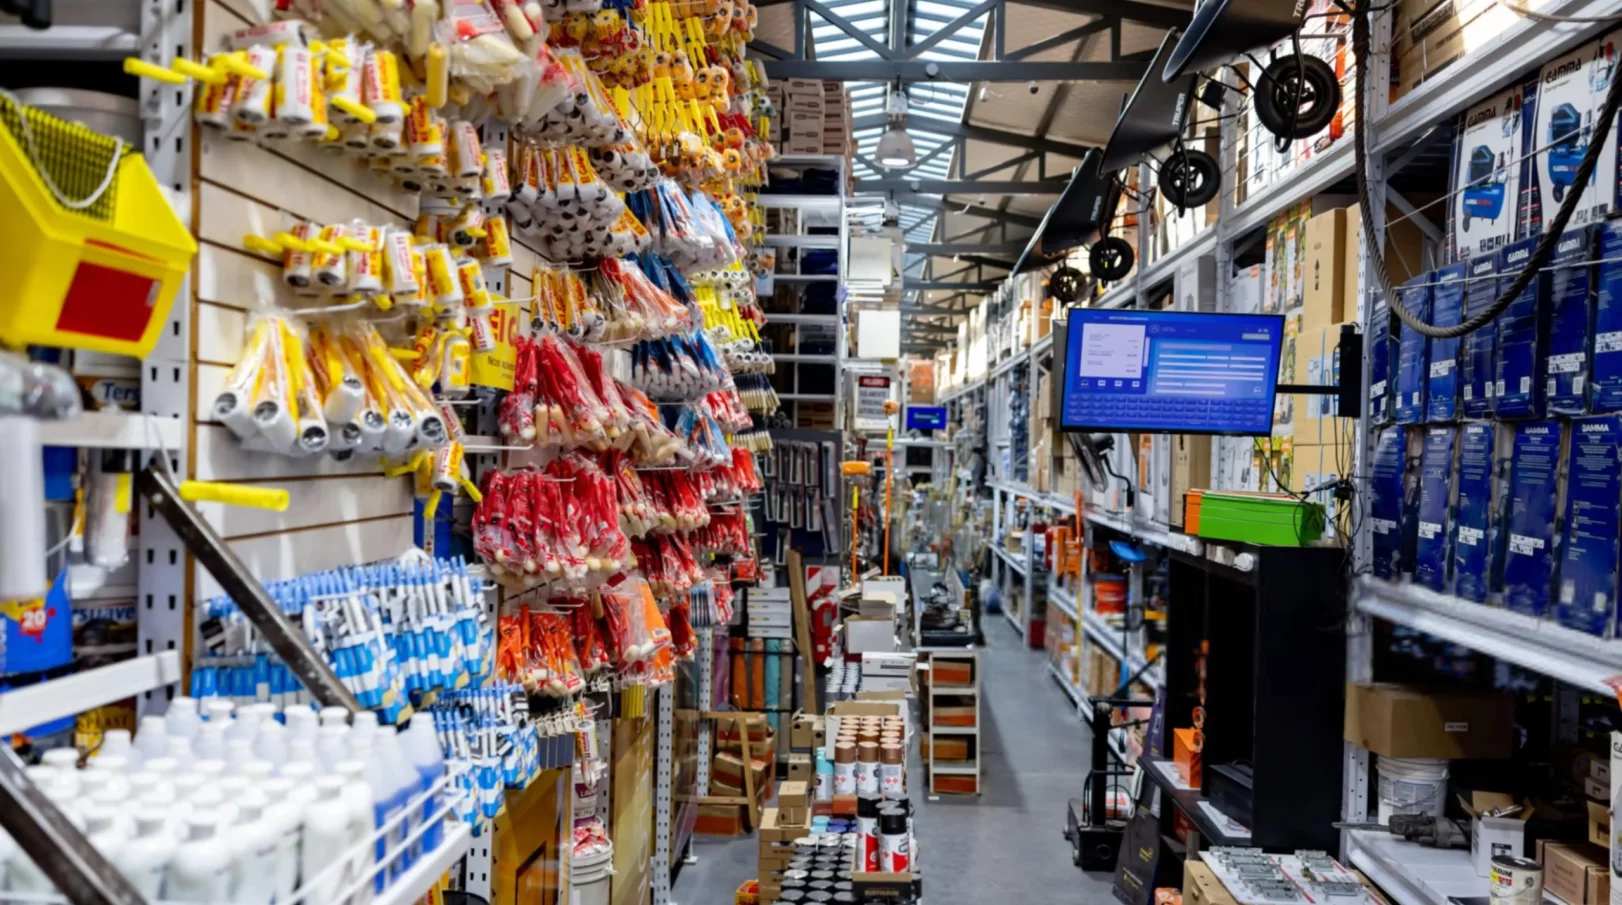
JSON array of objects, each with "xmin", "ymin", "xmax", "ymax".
[
  {"xmin": 41, "ymin": 748, "xmax": 79, "ymax": 770},
  {"xmin": 187, "ymin": 810, "xmax": 219, "ymax": 840},
  {"xmin": 314, "ymin": 775, "xmax": 347, "ymax": 794},
  {"xmin": 238, "ymin": 760, "xmax": 274, "ymax": 780},
  {"xmin": 319, "ymin": 706, "xmax": 350, "ymax": 727},
  {"xmin": 204, "ymin": 699, "xmax": 235, "ymax": 721},
  {"xmin": 100, "ymin": 729, "xmax": 133, "ymax": 756},
  {"xmin": 138, "ymin": 715, "xmax": 167, "ymax": 737},
  {"xmin": 169, "ymin": 696, "xmax": 198, "ymax": 715},
  {"xmin": 193, "ymin": 759, "xmax": 226, "ymax": 778},
  {"xmin": 82, "ymin": 805, "xmax": 117, "ymax": 835},
  {"xmin": 133, "ymin": 810, "xmax": 168, "ymax": 836},
  {"xmin": 352, "ymin": 711, "xmax": 379, "ymax": 731},
  {"xmin": 333, "ymin": 759, "xmax": 367, "ymax": 780},
  {"xmin": 89, "ymin": 755, "xmax": 128, "ymax": 772}
]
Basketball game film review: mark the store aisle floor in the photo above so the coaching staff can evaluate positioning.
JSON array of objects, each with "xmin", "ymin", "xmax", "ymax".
[{"xmin": 675, "ymin": 615, "xmax": 1117, "ymax": 904}]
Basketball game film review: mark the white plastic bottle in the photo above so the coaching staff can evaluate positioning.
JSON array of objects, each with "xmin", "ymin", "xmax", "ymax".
[
  {"xmin": 113, "ymin": 809, "xmax": 176, "ymax": 899},
  {"xmin": 285, "ymin": 737, "xmax": 321, "ymax": 775},
  {"xmin": 301, "ymin": 775, "xmax": 360, "ymax": 905},
  {"xmin": 404, "ymin": 716, "xmax": 447, "ymax": 854},
  {"xmin": 97, "ymin": 728, "xmax": 136, "ymax": 768},
  {"xmin": 134, "ymin": 714, "xmax": 169, "ymax": 761},
  {"xmin": 347, "ymin": 733, "xmax": 410, "ymax": 883},
  {"xmin": 260, "ymin": 773, "xmax": 312, "ymax": 905},
  {"xmin": 286, "ymin": 705, "xmax": 319, "ymax": 745},
  {"xmin": 224, "ymin": 738, "xmax": 256, "ymax": 771},
  {"xmin": 231, "ymin": 790, "xmax": 281, "ymax": 905},
  {"xmin": 82, "ymin": 804, "xmax": 128, "ymax": 864},
  {"xmin": 334, "ymin": 759, "xmax": 381, "ymax": 902},
  {"xmin": 317, "ymin": 724, "xmax": 352, "ymax": 770},
  {"xmin": 230, "ymin": 706, "xmax": 264, "ymax": 744},
  {"xmin": 41, "ymin": 747, "xmax": 79, "ymax": 773},
  {"xmin": 164, "ymin": 734, "xmax": 196, "ymax": 769},
  {"xmin": 166, "ymin": 696, "xmax": 202, "ymax": 741},
  {"xmin": 166, "ymin": 810, "xmax": 239, "ymax": 903},
  {"xmin": 256, "ymin": 718, "xmax": 289, "ymax": 768},
  {"xmin": 9, "ymin": 774, "xmax": 85, "ymax": 894},
  {"xmin": 195, "ymin": 721, "xmax": 228, "ymax": 761},
  {"xmin": 203, "ymin": 698, "xmax": 236, "ymax": 725},
  {"xmin": 319, "ymin": 706, "xmax": 350, "ymax": 728},
  {"xmin": 369, "ymin": 726, "xmax": 421, "ymax": 872}
]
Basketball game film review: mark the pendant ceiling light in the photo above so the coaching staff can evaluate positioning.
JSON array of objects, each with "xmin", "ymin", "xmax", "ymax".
[{"xmin": 876, "ymin": 87, "xmax": 914, "ymax": 168}]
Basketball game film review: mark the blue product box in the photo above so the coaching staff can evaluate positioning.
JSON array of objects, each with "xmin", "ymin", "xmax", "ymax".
[
  {"xmin": 1591, "ymin": 222, "xmax": 1622, "ymax": 411},
  {"xmin": 1413, "ymin": 426, "xmax": 1457, "ymax": 592},
  {"xmin": 1450, "ymin": 85, "xmax": 1526, "ymax": 263},
  {"xmin": 1501, "ymin": 420, "xmax": 1564, "ymax": 616},
  {"xmin": 1427, "ymin": 264, "xmax": 1467, "ymax": 421},
  {"xmin": 1394, "ymin": 275, "xmax": 1433, "ymax": 424},
  {"xmin": 1522, "ymin": 39, "xmax": 1620, "ymax": 237},
  {"xmin": 1460, "ymin": 255, "xmax": 1499, "ymax": 418},
  {"xmin": 1494, "ymin": 237, "xmax": 1551, "ymax": 418},
  {"xmin": 1369, "ymin": 290, "xmax": 1395, "ymax": 424},
  {"xmin": 1371, "ymin": 426, "xmax": 1408, "ymax": 579},
  {"xmin": 1452, "ymin": 422, "xmax": 1500, "ymax": 602},
  {"xmin": 1556, "ymin": 416, "xmax": 1622, "ymax": 636},
  {"xmin": 1547, "ymin": 225, "xmax": 1598, "ymax": 415}
]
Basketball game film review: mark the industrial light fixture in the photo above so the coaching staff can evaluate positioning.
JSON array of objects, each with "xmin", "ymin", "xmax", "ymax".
[{"xmin": 876, "ymin": 86, "xmax": 914, "ymax": 168}]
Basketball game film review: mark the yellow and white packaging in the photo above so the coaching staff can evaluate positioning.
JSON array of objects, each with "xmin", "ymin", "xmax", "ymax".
[
  {"xmin": 424, "ymin": 243, "xmax": 464, "ymax": 308},
  {"xmin": 275, "ymin": 45, "xmax": 317, "ymax": 126},
  {"xmin": 362, "ymin": 47, "xmax": 405, "ymax": 123},
  {"xmin": 482, "ymin": 148, "xmax": 511, "ymax": 203},
  {"xmin": 440, "ymin": 330, "xmax": 472, "ymax": 398},
  {"xmin": 232, "ymin": 44, "xmax": 280, "ymax": 124},
  {"xmin": 193, "ymin": 56, "xmax": 239, "ymax": 129},
  {"xmin": 346, "ymin": 222, "xmax": 384, "ymax": 295},
  {"xmin": 382, "ymin": 228, "xmax": 420, "ymax": 299},
  {"xmin": 449, "ymin": 120, "xmax": 483, "ymax": 178},
  {"xmin": 282, "ymin": 221, "xmax": 318, "ymax": 293},
  {"xmin": 479, "ymin": 215, "xmax": 513, "ymax": 267},
  {"xmin": 312, "ymin": 223, "xmax": 349, "ymax": 288}
]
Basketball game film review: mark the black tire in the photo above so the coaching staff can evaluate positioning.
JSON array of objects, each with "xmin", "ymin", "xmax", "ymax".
[
  {"xmin": 1051, "ymin": 265, "xmax": 1084, "ymax": 303},
  {"xmin": 1158, "ymin": 149, "xmax": 1221, "ymax": 208},
  {"xmin": 1090, "ymin": 236, "xmax": 1135, "ymax": 282},
  {"xmin": 1254, "ymin": 53, "xmax": 1339, "ymax": 141}
]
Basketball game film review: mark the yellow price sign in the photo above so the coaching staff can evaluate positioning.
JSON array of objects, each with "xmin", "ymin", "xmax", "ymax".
[{"xmin": 470, "ymin": 301, "xmax": 521, "ymax": 390}]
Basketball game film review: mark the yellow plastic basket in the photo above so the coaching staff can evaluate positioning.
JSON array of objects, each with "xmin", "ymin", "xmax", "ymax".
[{"xmin": 0, "ymin": 93, "xmax": 196, "ymax": 357}]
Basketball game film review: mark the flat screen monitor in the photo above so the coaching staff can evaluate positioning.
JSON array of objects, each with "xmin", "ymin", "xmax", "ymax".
[
  {"xmin": 1058, "ymin": 309, "xmax": 1285, "ymax": 436},
  {"xmin": 905, "ymin": 406, "xmax": 948, "ymax": 431}
]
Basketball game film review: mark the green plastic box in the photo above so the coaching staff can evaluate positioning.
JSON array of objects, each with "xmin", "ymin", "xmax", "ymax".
[{"xmin": 1193, "ymin": 492, "xmax": 1325, "ymax": 547}]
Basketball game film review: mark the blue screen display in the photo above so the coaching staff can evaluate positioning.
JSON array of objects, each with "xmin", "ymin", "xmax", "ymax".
[
  {"xmin": 1059, "ymin": 309, "xmax": 1285, "ymax": 435},
  {"xmin": 905, "ymin": 406, "xmax": 948, "ymax": 430}
]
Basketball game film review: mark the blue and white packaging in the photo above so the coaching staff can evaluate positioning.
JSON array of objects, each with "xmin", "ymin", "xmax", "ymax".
[
  {"xmin": 1591, "ymin": 222, "xmax": 1622, "ymax": 410},
  {"xmin": 1395, "ymin": 275, "xmax": 1433, "ymax": 424},
  {"xmin": 1494, "ymin": 237, "xmax": 1552, "ymax": 417},
  {"xmin": 1452, "ymin": 85, "xmax": 1526, "ymax": 263},
  {"xmin": 1548, "ymin": 225, "xmax": 1599, "ymax": 414},
  {"xmin": 1371, "ymin": 426, "xmax": 1409, "ymax": 579},
  {"xmin": 1427, "ymin": 264, "xmax": 1467, "ymax": 421},
  {"xmin": 1461, "ymin": 255, "xmax": 1499, "ymax": 418},
  {"xmin": 1414, "ymin": 426, "xmax": 1458, "ymax": 592},
  {"xmin": 1501, "ymin": 420, "xmax": 1565, "ymax": 616},
  {"xmin": 1524, "ymin": 37, "xmax": 1620, "ymax": 235},
  {"xmin": 1557, "ymin": 416, "xmax": 1622, "ymax": 636},
  {"xmin": 1369, "ymin": 290, "xmax": 1395, "ymax": 424},
  {"xmin": 1452, "ymin": 422, "xmax": 1501, "ymax": 603}
]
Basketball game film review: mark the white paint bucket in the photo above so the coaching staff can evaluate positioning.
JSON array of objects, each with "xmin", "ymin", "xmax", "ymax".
[
  {"xmin": 1375, "ymin": 756, "xmax": 1449, "ymax": 823},
  {"xmin": 570, "ymin": 844, "xmax": 615, "ymax": 905}
]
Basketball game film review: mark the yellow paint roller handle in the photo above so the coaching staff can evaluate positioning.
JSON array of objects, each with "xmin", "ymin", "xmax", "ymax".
[
  {"xmin": 243, "ymin": 234, "xmax": 284, "ymax": 256},
  {"xmin": 272, "ymin": 231, "xmax": 312, "ymax": 252},
  {"xmin": 338, "ymin": 236, "xmax": 373, "ymax": 253},
  {"xmin": 170, "ymin": 57, "xmax": 227, "ymax": 85},
  {"xmin": 179, "ymin": 481, "xmax": 290, "ymax": 511},
  {"xmin": 308, "ymin": 238, "xmax": 344, "ymax": 256},
  {"xmin": 331, "ymin": 96, "xmax": 377, "ymax": 124},
  {"xmin": 123, "ymin": 58, "xmax": 187, "ymax": 85},
  {"xmin": 217, "ymin": 51, "xmax": 269, "ymax": 81}
]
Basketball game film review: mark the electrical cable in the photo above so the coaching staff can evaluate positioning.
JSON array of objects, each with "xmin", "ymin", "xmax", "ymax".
[{"xmin": 1351, "ymin": 1, "xmax": 1622, "ymax": 338}]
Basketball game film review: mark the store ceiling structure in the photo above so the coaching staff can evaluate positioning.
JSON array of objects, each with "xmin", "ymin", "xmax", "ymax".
[{"xmin": 752, "ymin": 0, "xmax": 1188, "ymax": 348}]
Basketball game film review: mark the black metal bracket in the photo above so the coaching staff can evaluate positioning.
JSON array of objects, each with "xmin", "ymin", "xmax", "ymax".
[
  {"xmin": 0, "ymin": 748, "xmax": 143, "ymax": 905},
  {"xmin": 134, "ymin": 464, "xmax": 362, "ymax": 712},
  {"xmin": 1274, "ymin": 323, "xmax": 1364, "ymax": 419}
]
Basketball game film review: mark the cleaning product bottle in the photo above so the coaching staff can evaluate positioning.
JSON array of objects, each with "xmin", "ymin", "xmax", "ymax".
[
  {"xmin": 9, "ymin": 774, "xmax": 86, "ymax": 895},
  {"xmin": 319, "ymin": 706, "xmax": 351, "ymax": 728},
  {"xmin": 195, "ymin": 721, "xmax": 228, "ymax": 760},
  {"xmin": 286, "ymin": 705, "xmax": 319, "ymax": 744},
  {"xmin": 41, "ymin": 747, "xmax": 79, "ymax": 773},
  {"xmin": 301, "ymin": 775, "xmax": 360, "ymax": 905},
  {"xmin": 231, "ymin": 790, "xmax": 281, "ymax": 905},
  {"xmin": 134, "ymin": 715, "xmax": 169, "ymax": 761},
  {"xmin": 360, "ymin": 728, "xmax": 418, "ymax": 880},
  {"xmin": 404, "ymin": 714, "xmax": 447, "ymax": 854},
  {"xmin": 285, "ymin": 737, "xmax": 321, "ymax": 775},
  {"xmin": 113, "ymin": 808, "xmax": 177, "ymax": 899},
  {"xmin": 97, "ymin": 728, "xmax": 137, "ymax": 768},
  {"xmin": 334, "ymin": 758, "xmax": 383, "ymax": 901},
  {"xmin": 256, "ymin": 717, "xmax": 289, "ymax": 768},
  {"xmin": 166, "ymin": 810, "xmax": 239, "ymax": 903},
  {"xmin": 317, "ymin": 723, "xmax": 352, "ymax": 770},
  {"xmin": 166, "ymin": 697, "xmax": 203, "ymax": 740},
  {"xmin": 82, "ymin": 804, "xmax": 128, "ymax": 864},
  {"xmin": 165, "ymin": 734, "xmax": 197, "ymax": 769},
  {"xmin": 203, "ymin": 698, "xmax": 235, "ymax": 724},
  {"xmin": 261, "ymin": 772, "xmax": 314, "ymax": 905}
]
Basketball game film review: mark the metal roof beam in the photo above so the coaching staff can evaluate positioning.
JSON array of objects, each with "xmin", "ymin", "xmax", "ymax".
[
  {"xmin": 904, "ymin": 280, "xmax": 1000, "ymax": 291},
  {"xmin": 884, "ymin": 196, "xmax": 1042, "ymax": 228},
  {"xmin": 853, "ymin": 178, "xmax": 1062, "ymax": 195},
  {"xmin": 906, "ymin": 241, "xmax": 1025, "ymax": 255},
  {"xmin": 1002, "ymin": 16, "xmax": 1113, "ymax": 61},
  {"xmin": 1008, "ymin": 0, "xmax": 1189, "ymax": 29},
  {"xmin": 850, "ymin": 114, "xmax": 1096, "ymax": 158},
  {"xmin": 762, "ymin": 58, "xmax": 1142, "ymax": 80}
]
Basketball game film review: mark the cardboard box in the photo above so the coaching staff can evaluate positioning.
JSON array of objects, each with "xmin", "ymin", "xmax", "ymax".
[
  {"xmin": 1459, "ymin": 791, "xmax": 1529, "ymax": 877},
  {"xmin": 1543, "ymin": 841, "xmax": 1610, "ymax": 905},
  {"xmin": 777, "ymin": 780, "xmax": 809, "ymax": 825},
  {"xmin": 786, "ymin": 753, "xmax": 812, "ymax": 785},
  {"xmin": 931, "ymin": 658, "xmax": 974, "ymax": 687},
  {"xmin": 844, "ymin": 615, "xmax": 895, "ymax": 655},
  {"xmin": 758, "ymin": 806, "xmax": 810, "ymax": 844},
  {"xmin": 790, "ymin": 712, "xmax": 825, "ymax": 751},
  {"xmin": 1303, "ymin": 209, "xmax": 1348, "ymax": 334},
  {"xmin": 1170, "ymin": 434, "xmax": 1212, "ymax": 528},
  {"xmin": 1345, "ymin": 682, "xmax": 1514, "ymax": 759},
  {"xmin": 928, "ymin": 737, "xmax": 971, "ymax": 761},
  {"xmin": 712, "ymin": 751, "xmax": 772, "ymax": 794},
  {"xmin": 1592, "ymin": 798, "xmax": 1611, "ymax": 848},
  {"xmin": 1183, "ymin": 860, "xmax": 1240, "ymax": 905},
  {"xmin": 1390, "ymin": 0, "xmax": 1515, "ymax": 102},
  {"xmin": 1294, "ymin": 323, "xmax": 1353, "ymax": 445}
]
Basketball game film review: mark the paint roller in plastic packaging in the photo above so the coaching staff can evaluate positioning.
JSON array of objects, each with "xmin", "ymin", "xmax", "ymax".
[{"xmin": 0, "ymin": 354, "xmax": 79, "ymax": 602}]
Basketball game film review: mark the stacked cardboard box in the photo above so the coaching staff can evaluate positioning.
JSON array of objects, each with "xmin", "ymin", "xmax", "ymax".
[
  {"xmin": 757, "ymin": 806, "xmax": 809, "ymax": 901},
  {"xmin": 782, "ymin": 79, "xmax": 826, "ymax": 154},
  {"xmin": 1390, "ymin": 0, "xmax": 1517, "ymax": 104},
  {"xmin": 822, "ymin": 82, "xmax": 851, "ymax": 156}
]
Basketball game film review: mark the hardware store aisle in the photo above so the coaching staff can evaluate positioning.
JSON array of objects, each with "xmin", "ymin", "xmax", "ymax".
[{"xmin": 675, "ymin": 615, "xmax": 1116, "ymax": 904}]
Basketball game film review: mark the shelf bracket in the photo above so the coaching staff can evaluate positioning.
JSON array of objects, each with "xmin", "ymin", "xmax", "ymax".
[{"xmin": 134, "ymin": 465, "xmax": 362, "ymax": 712}]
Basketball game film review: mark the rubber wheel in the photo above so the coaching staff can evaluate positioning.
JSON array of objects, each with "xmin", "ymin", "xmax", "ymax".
[
  {"xmin": 1254, "ymin": 53, "xmax": 1339, "ymax": 141},
  {"xmin": 1089, "ymin": 236, "xmax": 1135, "ymax": 283},
  {"xmin": 1051, "ymin": 265, "xmax": 1084, "ymax": 303},
  {"xmin": 1158, "ymin": 149, "xmax": 1220, "ymax": 208}
]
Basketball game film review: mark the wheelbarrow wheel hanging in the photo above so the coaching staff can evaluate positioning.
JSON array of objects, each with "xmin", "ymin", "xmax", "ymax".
[
  {"xmin": 1158, "ymin": 149, "xmax": 1220, "ymax": 208},
  {"xmin": 1089, "ymin": 236, "xmax": 1135, "ymax": 283},
  {"xmin": 1254, "ymin": 53, "xmax": 1339, "ymax": 141}
]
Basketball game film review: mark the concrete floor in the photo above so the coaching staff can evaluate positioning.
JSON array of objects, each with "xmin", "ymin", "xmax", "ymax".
[{"xmin": 672, "ymin": 616, "xmax": 1119, "ymax": 904}]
